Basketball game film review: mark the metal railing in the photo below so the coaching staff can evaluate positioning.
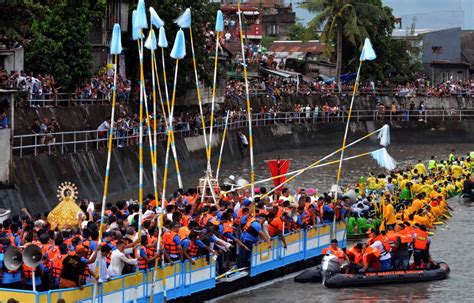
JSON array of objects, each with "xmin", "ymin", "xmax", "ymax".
[{"xmin": 12, "ymin": 109, "xmax": 474, "ymax": 157}]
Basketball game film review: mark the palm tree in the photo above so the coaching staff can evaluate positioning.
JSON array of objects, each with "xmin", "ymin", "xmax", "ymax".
[{"xmin": 302, "ymin": 0, "xmax": 386, "ymax": 88}]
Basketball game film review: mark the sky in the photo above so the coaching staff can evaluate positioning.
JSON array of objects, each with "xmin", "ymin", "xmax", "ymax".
[{"xmin": 289, "ymin": 0, "xmax": 474, "ymax": 30}]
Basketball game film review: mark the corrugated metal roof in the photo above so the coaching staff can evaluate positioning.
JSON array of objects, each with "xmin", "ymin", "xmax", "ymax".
[{"xmin": 268, "ymin": 41, "xmax": 326, "ymax": 54}]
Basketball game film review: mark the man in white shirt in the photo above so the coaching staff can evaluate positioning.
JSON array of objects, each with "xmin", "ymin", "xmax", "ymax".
[
  {"xmin": 108, "ymin": 240, "xmax": 138, "ymax": 277},
  {"xmin": 370, "ymin": 230, "xmax": 391, "ymax": 271},
  {"xmin": 88, "ymin": 245, "xmax": 112, "ymax": 283}
]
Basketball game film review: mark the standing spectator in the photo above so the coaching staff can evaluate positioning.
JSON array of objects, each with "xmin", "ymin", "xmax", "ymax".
[
  {"xmin": 116, "ymin": 117, "xmax": 129, "ymax": 147},
  {"xmin": 97, "ymin": 118, "xmax": 111, "ymax": 148}
]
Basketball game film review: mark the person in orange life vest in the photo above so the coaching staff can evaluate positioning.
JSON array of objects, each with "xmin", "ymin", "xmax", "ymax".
[
  {"xmin": 237, "ymin": 207, "xmax": 250, "ymax": 229},
  {"xmin": 182, "ymin": 232, "xmax": 216, "ymax": 264},
  {"xmin": 180, "ymin": 204, "xmax": 193, "ymax": 227},
  {"xmin": 361, "ymin": 244, "xmax": 381, "ymax": 272},
  {"xmin": 60, "ymin": 244, "xmax": 100, "ymax": 290},
  {"xmin": 346, "ymin": 243, "xmax": 363, "ymax": 273},
  {"xmin": 163, "ymin": 222, "xmax": 183, "ymax": 262},
  {"xmin": 238, "ymin": 214, "xmax": 271, "ymax": 268},
  {"xmin": 301, "ymin": 203, "xmax": 317, "ymax": 227},
  {"xmin": 219, "ymin": 213, "xmax": 250, "ymax": 252},
  {"xmin": 1, "ymin": 238, "xmax": 22, "ymax": 289},
  {"xmin": 266, "ymin": 211, "xmax": 287, "ymax": 249},
  {"xmin": 50, "ymin": 243, "xmax": 68, "ymax": 289},
  {"xmin": 9, "ymin": 223, "xmax": 21, "ymax": 247},
  {"xmin": 138, "ymin": 235, "xmax": 160, "ymax": 271},
  {"xmin": 392, "ymin": 223, "xmax": 412, "ymax": 270},
  {"xmin": 413, "ymin": 224, "xmax": 432, "ymax": 268},
  {"xmin": 315, "ymin": 197, "xmax": 326, "ymax": 224},
  {"xmin": 370, "ymin": 229, "xmax": 392, "ymax": 271},
  {"xmin": 322, "ymin": 239, "xmax": 350, "ymax": 263}
]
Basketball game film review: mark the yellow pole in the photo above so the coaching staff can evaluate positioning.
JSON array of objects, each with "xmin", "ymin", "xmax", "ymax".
[
  {"xmin": 92, "ymin": 53, "xmax": 118, "ymax": 303},
  {"xmin": 332, "ymin": 59, "xmax": 363, "ymax": 239},
  {"xmin": 237, "ymin": 0, "xmax": 256, "ymax": 214}
]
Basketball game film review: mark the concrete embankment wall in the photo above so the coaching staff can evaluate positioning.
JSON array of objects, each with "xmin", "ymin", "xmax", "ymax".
[{"xmin": 2, "ymin": 120, "xmax": 473, "ymax": 215}]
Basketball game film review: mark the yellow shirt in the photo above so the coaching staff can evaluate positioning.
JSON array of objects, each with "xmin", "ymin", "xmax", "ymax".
[
  {"xmin": 383, "ymin": 203, "xmax": 397, "ymax": 225},
  {"xmin": 414, "ymin": 163, "xmax": 427, "ymax": 176}
]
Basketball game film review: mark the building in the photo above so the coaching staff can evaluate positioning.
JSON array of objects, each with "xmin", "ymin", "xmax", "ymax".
[
  {"xmin": 222, "ymin": 0, "xmax": 295, "ymax": 39},
  {"xmin": 267, "ymin": 40, "xmax": 335, "ymax": 78},
  {"xmin": 392, "ymin": 27, "xmax": 470, "ymax": 83},
  {"xmin": 89, "ymin": 0, "xmax": 130, "ymax": 75},
  {"xmin": 261, "ymin": 5, "xmax": 296, "ymax": 38},
  {"xmin": 0, "ymin": 45, "xmax": 24, "ymax": 73}
]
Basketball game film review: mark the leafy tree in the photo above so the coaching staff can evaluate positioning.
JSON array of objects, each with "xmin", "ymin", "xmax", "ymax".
[
  {"xmin": 24, "ymin": 0, "xmax": 106, "ymax": 90},
  {"xmin": 287, "ymin": 23, "xmax": 319, "ymax": 41},
  {"xmin": 302, "ymin": 0, "xmax": 388, "ymax": 87},
  {"xmin": 0, "ymin": 1, "xmax": 48, "ymax": 47},
  {"xmin": 338, "ymin": 0, "xmax": 422, "ymax": 83}
]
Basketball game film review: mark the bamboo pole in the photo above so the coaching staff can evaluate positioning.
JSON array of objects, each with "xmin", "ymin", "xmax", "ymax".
[
  {"xmin": 92, "ymin": 53, "xmax": 118, "ymax": 303},
  {"xmin": 237, "ymin": 0, "xmax": 256, "ymax": 213}
]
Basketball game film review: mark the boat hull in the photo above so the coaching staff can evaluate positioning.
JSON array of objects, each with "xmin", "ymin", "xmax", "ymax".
[
  {"xmin": 294, "ymin": 262, "xmax": 450, "ymax": 287},
  {"xmin": 325, "ymin": 262, "xmax": 450, "ymax": 288}
]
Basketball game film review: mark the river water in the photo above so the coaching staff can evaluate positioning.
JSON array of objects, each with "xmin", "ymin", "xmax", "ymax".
[{"xmin": 209, "ymin": 143, "xmax": 473, "ymax": 302}]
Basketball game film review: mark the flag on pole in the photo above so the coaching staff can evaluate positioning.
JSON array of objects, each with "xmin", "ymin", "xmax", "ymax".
[
  {"xmin": 360, "ymin": 38, "xmax": 376, "ymax": 61},
  {"xmin": 170, "ymin": 29, "xmax": 186, "ymax": 59},
  {"xmin": 135, "ymin": 0, "xmax": 148, "ymax": 30},
  {"xmin": 175, "ymin": 8, "xmax": 191, "ymax": 28},
  {"xmin": 110, "ymin": 24, "xmax": 122, "ymax": 55},
  {"xmin": 145, "ymin": 29, "xmax": 157, "ymax": 51},
  {"xmin": 158, "ymin": 27, "xmax": 168, "ymax": 48},
  {"xmin": 369, "ymin": 148, "xmax": 397, "ymax": 171},
  {"xmin": 149, "ymin": 7, "xmax": 164, "ymax": 28}
]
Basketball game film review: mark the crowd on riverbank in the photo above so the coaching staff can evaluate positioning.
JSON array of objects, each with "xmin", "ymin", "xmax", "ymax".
[{"xmin": 0, "ymin": 150, "xmax": 471, "ymax": 290}]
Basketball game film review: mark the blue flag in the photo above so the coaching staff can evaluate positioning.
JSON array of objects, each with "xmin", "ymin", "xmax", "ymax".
[{"xmin": 360, "ymin": 38, "xmax": 376, "ymax": 61}]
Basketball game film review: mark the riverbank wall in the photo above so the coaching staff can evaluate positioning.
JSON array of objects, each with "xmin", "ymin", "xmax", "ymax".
[{"xmin": 1, "ymin": 119, "xmax": 473, "ymax": 214}]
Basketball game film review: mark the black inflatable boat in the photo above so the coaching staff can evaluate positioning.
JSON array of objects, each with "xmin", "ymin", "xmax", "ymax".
[{"xmin": 294, "ymin": 262, "xmax": 450, "ymax": 287}]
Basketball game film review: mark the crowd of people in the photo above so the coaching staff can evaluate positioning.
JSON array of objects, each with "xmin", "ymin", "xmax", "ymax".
[
  {"xmin": 224, "ymin": 75, "xmax": 474, "ymax": 105},
  {"xmin": 0, "ymin": 68, "xmax": 131, "ymax": 107},
  {"xmin": 0, "ymin": 150, "xmax": 471, "ymax": 291},
  {"xmin": 336, "ymin": 151, "xmax": 473, "ymax": 272}
]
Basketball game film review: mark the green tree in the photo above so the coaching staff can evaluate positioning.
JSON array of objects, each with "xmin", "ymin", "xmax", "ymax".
[
  {"xmin": 24, "ymin": 0, "xmax": 106, "ymax": 90},
  {"xmin": 0, "ymin": 1, "xmax": 48, "ymax": 47},
  {"xmin": 338, "ymin": 0, "xmax": 422, "ymax": 82},
  {"xmin": 287, "ymin": 23, "xmax": 319, "ymax": 41},
  {"xmin": 302, "ymin": 0, "xmax": 387, "ymax": 87}
]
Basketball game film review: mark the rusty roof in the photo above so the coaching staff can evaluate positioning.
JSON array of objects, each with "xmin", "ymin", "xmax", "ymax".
[{"xmin": 268, "ymin": 41, "xmax": 326, "ymax": 54}]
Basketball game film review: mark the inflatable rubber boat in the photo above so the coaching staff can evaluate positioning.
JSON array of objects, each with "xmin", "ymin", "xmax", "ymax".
[{"xmin": 294, "ymin": 255, "xmax": 450, "ymax": 288}]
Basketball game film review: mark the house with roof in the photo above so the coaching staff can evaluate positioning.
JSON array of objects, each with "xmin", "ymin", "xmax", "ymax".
[
  {"xmin": 392, "ymin": 27, "xmax": 470, "ymax": 83},
  {"xmin": 266, "ymin": 40, "xmax": 335, "ymax": 78}
]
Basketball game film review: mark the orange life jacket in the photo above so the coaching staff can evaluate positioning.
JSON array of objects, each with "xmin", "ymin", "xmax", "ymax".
[
  {"xmin": 200, "ymin": 213, "xmax": 213, "ymax": 227},
  {"xmin": 51, "ymin": 254, "xmax": 66, "ymax": 278},
  {"xmin": 398, "ymin": 230, "xmax": 414, "ymax": 244},
  {"xmin": 138, "ymin": 247, "xmax": 148, "ymax": 270},
  {"xmin": 322, "ymin": 246, "xmax": 345, "ymax": 261},
  {"xmin": 181, "ymin": 214, "xmax": 191, "ymax": 227},
  {"xmin": 373, "ymin": 234, "xmax": 391, "ymax": 255},
  {"xmin": 346, "ymin": 246, "xmax": 363, "ymax": 264},
  {"xmin": 414, "ymin": 229, "xmax": 429, "ymax": 250},
  {"xmin": 363, "ymin": 246, "xmax": 381, "ymax": 267},
  {"xmin": 187, "ymin": 240, "xmax": 199, "ymax": 257},
  {"xmin": 178, "ymin": 226, "xmax": 190, "ymax": 241},
  {"xmin": 22, "ymin": 264, "xmax": 37, "ymax": 280},
  {"xmin": 163, "ymin": 231, "xmax": 179, "ymax": 255}
]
